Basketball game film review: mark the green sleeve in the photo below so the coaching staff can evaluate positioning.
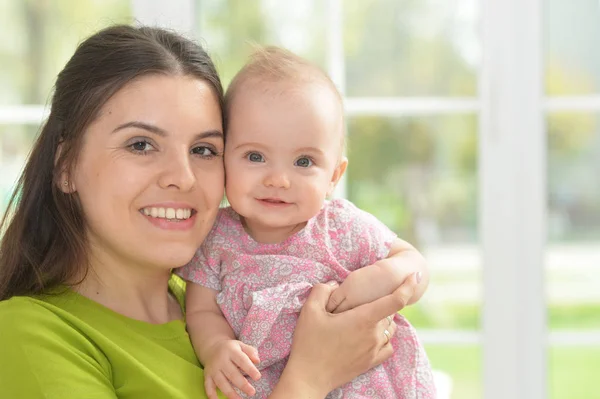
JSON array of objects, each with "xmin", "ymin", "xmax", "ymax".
[{"xmin": 0, "ymin": 299, "xmax": 117, "ymax": 399}]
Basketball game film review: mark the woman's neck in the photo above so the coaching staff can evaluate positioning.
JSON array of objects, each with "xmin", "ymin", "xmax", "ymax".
[{"xmin": 73, "ymin": 252, "xmax": 181, "ymax": 324}]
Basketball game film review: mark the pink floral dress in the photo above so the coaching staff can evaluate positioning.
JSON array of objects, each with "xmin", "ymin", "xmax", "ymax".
[{"xmin": 177, "ymin": 199, "xmax": 436, "ymax": 398}]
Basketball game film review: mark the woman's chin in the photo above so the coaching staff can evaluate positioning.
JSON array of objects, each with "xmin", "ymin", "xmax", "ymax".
[{"xmin": 145, "ymin": 248, "xmax": 198, "ymax": 270}]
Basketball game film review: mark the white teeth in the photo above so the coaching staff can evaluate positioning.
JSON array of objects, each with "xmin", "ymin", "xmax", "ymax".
[{"xmin": 141, "ymin": 207, "xmax": 193, "ymax": 220}]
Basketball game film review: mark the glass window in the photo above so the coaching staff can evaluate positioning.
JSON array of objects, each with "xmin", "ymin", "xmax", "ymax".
[
  {"xmin": 545, "ymin": 0, "xmax": 600, "ymax": 95},
  {"xmin": 0, "ymin": 0, "xmax": 132, "ymax": 105},
  {"xmin": 426, "ymin": 344, "xmax": 481, "ymax": 399},
  {"xmin": 195, "ymin": 0, "xmax": 327, "ymax": 87},
  {"xmin": 547, "ymin": 112, "xmax": 600, "ymax": 397},
  {"xmin": 343, "ymin": 0, "xmax": 479, "ymax": 97},
  {"xmin": 549, "ymin": 347, "xmax": 600, "ymax": 399},
  {"xmin": 0, "ymin": 124, "xmax": 39, "ymax": 209},
  {"xmin": 547, "ymin": 112, "xmax": 600, "ymax": 329},
  {"xmin": 347, "ymin": 114, "xmax": 480, "ymax": 333}
]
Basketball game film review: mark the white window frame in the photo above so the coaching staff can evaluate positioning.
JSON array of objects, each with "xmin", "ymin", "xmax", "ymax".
[{"xmin": 1, "ymin": 1, "xmax": 599, "ymax": 397}]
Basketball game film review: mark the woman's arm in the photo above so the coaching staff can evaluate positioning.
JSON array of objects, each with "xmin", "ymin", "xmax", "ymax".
[{"xmin": 268, "ymin": 273, "xmax": 421, "ymax": 398}]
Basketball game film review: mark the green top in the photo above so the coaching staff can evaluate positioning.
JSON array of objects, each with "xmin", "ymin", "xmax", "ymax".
[{"xmin": 0, "ymin": 276, "xmax": 223, "ymax": 399}]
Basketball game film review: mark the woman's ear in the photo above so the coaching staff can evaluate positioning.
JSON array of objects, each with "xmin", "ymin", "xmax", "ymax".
[
  {"xmin": 55, "ymin": 142, "xmax": 76, "ymax": 193},
  {"xmin": 327, "ymin": 157, "xmax": 348, "ymax": 197}
]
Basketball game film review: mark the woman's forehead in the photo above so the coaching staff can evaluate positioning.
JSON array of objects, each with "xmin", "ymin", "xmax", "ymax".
[{"xmin": 94, "ymin": 74, "xmax": 223, "ymax": 133}]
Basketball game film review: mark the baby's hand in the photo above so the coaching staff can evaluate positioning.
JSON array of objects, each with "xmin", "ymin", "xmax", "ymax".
[
  {"xmin": 326, "ymin": 265, "xmax": 396, "ymax": 314},
  {"xmin": 203, "ymin": 340, "xmax": 261, "ymax": 399}
]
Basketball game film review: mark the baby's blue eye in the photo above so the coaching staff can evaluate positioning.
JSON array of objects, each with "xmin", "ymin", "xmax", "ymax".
[
  {"xmin": 247, "ymin": 152, "xmax": 264, "ymax": 162},
  {"xmin": 295, "ymin": 157, "xmax": 313, "ymax": 167}
]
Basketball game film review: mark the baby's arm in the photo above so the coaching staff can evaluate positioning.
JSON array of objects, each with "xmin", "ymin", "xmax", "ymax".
[
  {"xmin": 186, "ymin": 283, "xmax": 261, "ymax": 399},
  {"xmin": 326, "ymin": 237, "xmax": 429, "ymax": 313}
]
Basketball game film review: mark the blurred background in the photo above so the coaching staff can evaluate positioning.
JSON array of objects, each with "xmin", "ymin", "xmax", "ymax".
[{"xmin": 0, "ymin": 1, "xmax": 598, "ymax": 398}]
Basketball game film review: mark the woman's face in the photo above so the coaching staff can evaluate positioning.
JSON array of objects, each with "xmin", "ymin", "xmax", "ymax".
[{"xmin": 70, "ymin": 74, "xmax": 224, "ymax": 272}]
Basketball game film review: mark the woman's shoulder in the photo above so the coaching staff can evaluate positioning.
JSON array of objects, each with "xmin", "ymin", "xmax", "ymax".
[
  {"xmin": 0, "ymin": 294, "xmax": 116, "ymax": 397},
  {"xmin": 0, "ymin": 294, "xmax": 98, "ymax": 346},
  {"xmin": 0, "ymin": 295, "xmax": 59, "ymax": 329}
]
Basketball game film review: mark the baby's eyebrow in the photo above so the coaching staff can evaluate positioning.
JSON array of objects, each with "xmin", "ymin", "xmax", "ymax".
[
  {"xmin": 232, "ymin": 142, "xmax": 267, "ymax": 151},
  {"xmin": 296, "ymin": 147, "xmax": 325, "ymax": 156}
]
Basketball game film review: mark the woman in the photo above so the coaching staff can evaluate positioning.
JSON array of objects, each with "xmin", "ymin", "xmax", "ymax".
[{"xmin": 0, "ymin": 25, "xmax": 424, "ymax": 398}]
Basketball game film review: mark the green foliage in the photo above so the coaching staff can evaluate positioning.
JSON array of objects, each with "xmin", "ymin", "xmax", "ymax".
[{"xmin": 426, "ymin": 345, "xmax": 600, "ymax": 399}]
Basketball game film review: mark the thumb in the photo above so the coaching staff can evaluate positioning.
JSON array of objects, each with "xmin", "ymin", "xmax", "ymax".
[
  {"xmin": 239, "ymin": 342, "xmax": 260, "ymax": 364},
  {"xmin": 325, "ymin": 285, "xmax": 347, "ymax": 313},
  {"xmin": 305, "ymin": 281, "xmax": 339, "ymax": 311}
]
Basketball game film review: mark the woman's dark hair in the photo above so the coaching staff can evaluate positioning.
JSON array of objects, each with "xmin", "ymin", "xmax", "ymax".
[{"xmin": 0, "ymin": 25, "xmax": 224, "ymax": 300}]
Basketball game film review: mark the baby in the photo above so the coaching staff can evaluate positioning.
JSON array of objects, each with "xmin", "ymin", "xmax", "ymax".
[{"xmin": 177, "ymin": 47, "xmax": 436, "ymax": 399}]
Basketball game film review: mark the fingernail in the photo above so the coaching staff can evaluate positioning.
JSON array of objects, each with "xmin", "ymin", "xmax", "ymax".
[
  {"xmin": 327, "ymin": 280, "xmax": 338, "ymax": 287},
  {"xmin": 415, "ymin": 272, "xmax": 422, "ymax": 284}
]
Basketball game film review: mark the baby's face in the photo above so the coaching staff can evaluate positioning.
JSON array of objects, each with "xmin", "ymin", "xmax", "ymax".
[{"xmin": 224, "ymin": 82, "xmax": 346, "ymax": 239}]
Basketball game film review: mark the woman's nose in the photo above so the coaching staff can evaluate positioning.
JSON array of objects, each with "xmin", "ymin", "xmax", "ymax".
[{"xmin": 157, "ymin": 151, "xmax": 196, "ymax": 191}]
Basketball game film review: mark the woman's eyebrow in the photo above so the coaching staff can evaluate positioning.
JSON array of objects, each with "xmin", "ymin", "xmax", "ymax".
[
  {"xmin": 112, "ymin": 121, "xmax": 223, "ymax": 140},
  {"xmin": 194, "ymin": 130, "xmax": 224, "ymax": 141},
  {"xmin": 112, "ymin": 121, "xmax": 167, "ymax": 136}
]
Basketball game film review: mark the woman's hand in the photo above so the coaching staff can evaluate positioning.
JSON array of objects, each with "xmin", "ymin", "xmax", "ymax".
[{"xmin": 270, "ymin": 272, "xmax": 421, "ymax": 399}]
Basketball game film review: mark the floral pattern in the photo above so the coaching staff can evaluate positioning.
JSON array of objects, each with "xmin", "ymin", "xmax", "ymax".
[{"xmin": 177, "ymin": 199, "xmax": 436, "ymax": 398}]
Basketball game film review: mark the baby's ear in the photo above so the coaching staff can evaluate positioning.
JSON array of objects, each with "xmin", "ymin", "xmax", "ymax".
[{"xmin": 327, "ymin": 157, "xmax": 348, "ymax": 197}]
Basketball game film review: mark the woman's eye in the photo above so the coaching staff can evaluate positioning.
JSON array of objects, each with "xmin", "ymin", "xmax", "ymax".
[
  {"xmin": 192, "ymin": 146, "xmax": 216, "ymax": 157},
  {"xmin": 295, "ymin": 157, "xmax": 313, "ymax": 168},
  {"xmin": 129, "ymin": 140, "xmax": 155, "ymax": 153},
  {"xmin": 247, "ymin": 152, "xmax": 264, "ymax": 163}
]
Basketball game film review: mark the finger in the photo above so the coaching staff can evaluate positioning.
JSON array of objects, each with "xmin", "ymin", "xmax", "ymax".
[
  {"xmin": 305, "ymin": 282, "xmax": 338, "ymax": 311},
  {"xmin": 386, "ymin": 320, "xmax": 397, "ymax": 337},
  {"xmin": 373, "ymin": 338, "xmax": 395, "ymax": 365},
  {"xmin": 213, "ymin": 371, "xmax": 242, "ymax": 399},
  {"xmin": 352, "ymin": 272, "xmax": 419, "ymax": 324},
  {"xmin": 326, "ymin": 286, "xmax": 346, "ymax": 313},
  {"xmin": 204, "ymin": 376, "xmax": 218, "ymax": 399},
  {"xmin": 334, "ymin": 296, "xmax": 356, "ymax": 313},
  {"xmin": 239, "ymin": 342, "xmax": 261, "ymax": 366},
  {"xmin": 223, "ymin": 363, "xmax": 256, "ymax": 396},
  {"xmin": 235, "ymin": 346, "xmax": 262, "ymax": 381}
]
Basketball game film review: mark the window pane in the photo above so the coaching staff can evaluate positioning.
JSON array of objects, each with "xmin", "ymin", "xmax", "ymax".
[
  {"xmin": 0, "ymin": 0, "xmax": 131, "ymax": 105},
  {"xmin": 549, "ymin": 346, "xmax": 599, "ymax": 399},
  {"xmin": 547, "ymin": 112, "xmax": 600, "ymax": 396},
  {"xmin": 547, "ymin": 112, "xmax": 600, "ymax": 331},
  {"xmin": 0, "ymin": 124, "xmax": 39, "ymax": 212},
  {"xmin": 343, "ymin": 0, "xmax": 479, "ymax": 97},
  {"xmin": 545, "ymin": 0, "xmax": 600, "ymax": 95},
  {"xmin": 347, "ymin": 114, "xmax": 480, "ymax": 330},
  {"xmin": 425, "ymin": 344, "xmax": 481, "ymax": 399},
  {"xmin": 195, "ymin": 0, "xmax": 327, "ymax": 86}
]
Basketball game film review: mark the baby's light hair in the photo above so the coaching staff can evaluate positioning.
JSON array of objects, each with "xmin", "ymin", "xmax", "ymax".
[{"xmin": 224, "ymin": 45, "xmax": 346, "ymax": 153}]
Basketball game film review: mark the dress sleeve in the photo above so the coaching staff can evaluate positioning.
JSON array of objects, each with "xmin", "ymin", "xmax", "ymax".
[
  {"xmin": 0, "ymin": 300, "xmax": 117, "ymax": 399},
  {"xmin": 328, "ymin": 198, "xmax": 398, "ymax": 270}
]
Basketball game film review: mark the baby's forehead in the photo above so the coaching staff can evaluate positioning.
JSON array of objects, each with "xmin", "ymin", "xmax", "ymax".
[{"xmin": 226, "ymin": 78, "xmax": 345, "ymax": 155}]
